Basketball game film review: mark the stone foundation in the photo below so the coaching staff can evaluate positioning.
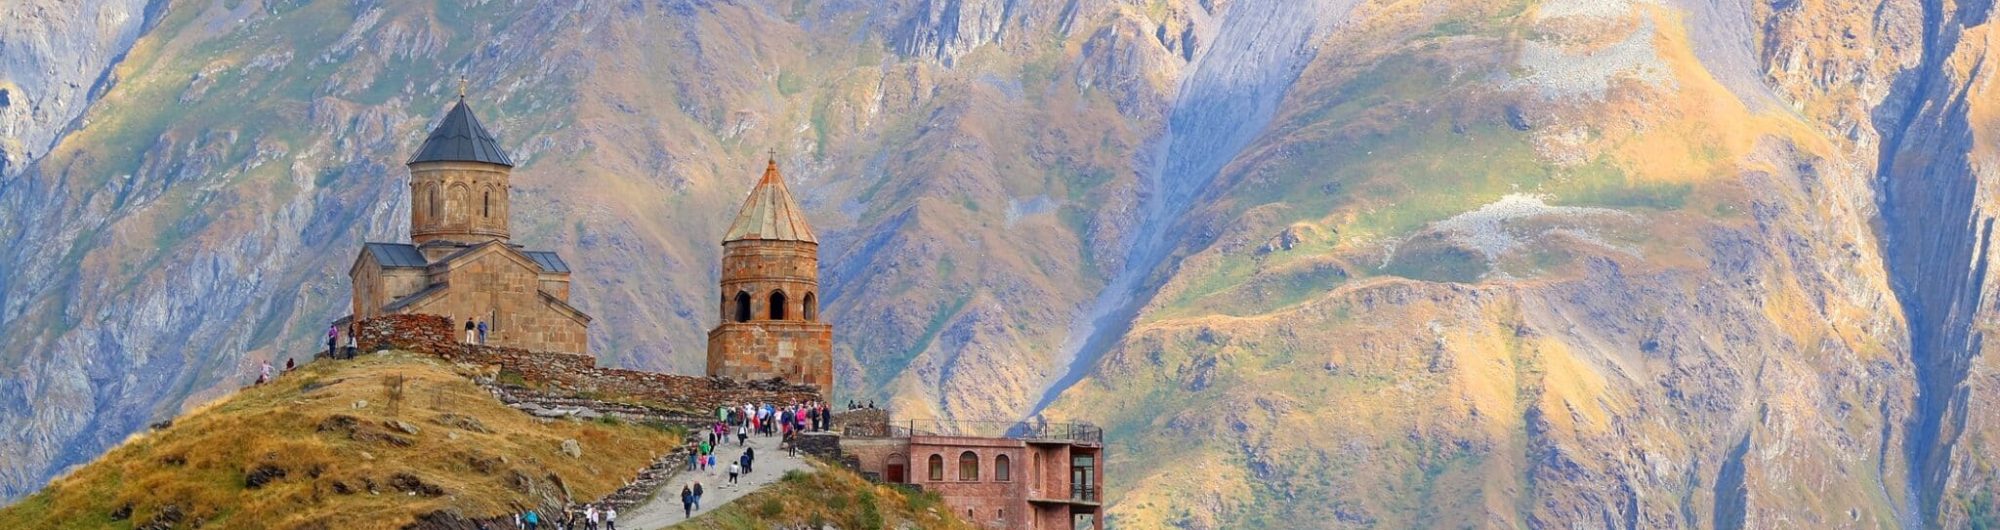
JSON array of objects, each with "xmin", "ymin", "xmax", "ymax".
[{"xmin": 356, "ymin": 314, "xmax": 822, "ymax": 414}]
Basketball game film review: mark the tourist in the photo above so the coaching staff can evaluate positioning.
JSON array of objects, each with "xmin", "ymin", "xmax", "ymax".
[
  {"xmin": 284, "ymin": 358, "xmax": 295, "ymax": 372},
  {"xmin": 727, "ymin": 462, "xmax": 739, "ymax": 485},
  {"xmin": 736, "ymin": 424, "xmax": 747, "ymax": 446},
  {"xmin": 345, "ymin": 332, "xmax": 358, "ymax": 359},
  {"xmin": 707, "ymin": 453, "xmax": 716, "ymax": 476},
  {"xmin": 603, "ymin": 506, "xmax": 617, "ymax": 530},
  {"xmin": 743, "ymin": 447, "xmax": 756, "ymax": 474},
  {"xmin": 692, "ymin": 481, "xmax": 704, "ymax": 510},
  {"xmin": 584, "ymin": 504, "xmax": 598, "ymax": 530},
  {"xmin": 680, "ymin": 484, "xmax": 693, "ymax": 518},
  {"xmin": 326, "ymin": 324, "xmax": 340, "ymax": 358},
  {"xmin": 523, "ymin": 509, "xmax": 540, "ymax": 530},
  {"xmin": 258, "ymin": 360, "xmax": 273, "ymax": 385},
  {"xmin": 477, "ymin": 319, "xmax": 489, "ymax": 344},
  {"xmin": 464, "ymin": 317, "xmax": 477, "ymax": 344}
]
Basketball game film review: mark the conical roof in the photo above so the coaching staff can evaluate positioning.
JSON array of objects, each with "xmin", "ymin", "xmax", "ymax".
[
  {"xmin": 408, "ymin": 97, "xmax": 514, "ymax": 167},
  {"xmin": 724, "ymin": 159, "xmax": 818, "ymax": 243}
]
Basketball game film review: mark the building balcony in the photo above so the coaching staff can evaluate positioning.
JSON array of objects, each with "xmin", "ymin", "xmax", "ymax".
[{"xmin": 1028, "ymin": 485, "xmax": 1102, "ymax": 508}]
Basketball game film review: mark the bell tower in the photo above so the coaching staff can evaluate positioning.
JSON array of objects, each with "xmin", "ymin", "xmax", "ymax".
[
  {"xmin": 706, "ymin": 158, "xmax": 834, "ymax": 392},
  {"xmin": 407, "ymin": 88, "xmax": 512, "ymax": 252}
]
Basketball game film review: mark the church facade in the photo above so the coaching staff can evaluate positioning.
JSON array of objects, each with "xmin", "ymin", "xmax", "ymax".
[
  {"xmin": 706, "ymin": 159, "xmax": 834, "ymax": 392},
  {"xmin": 346, "ymin": 95, "xmax": 591, "ymax": 353}
]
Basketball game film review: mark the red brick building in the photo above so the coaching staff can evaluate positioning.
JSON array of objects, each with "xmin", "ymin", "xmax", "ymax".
[
  {"xmin": 706, "ymin": 159, "xmax": 834, "ymax": 392},
  {"xmin": 837, "ymin": 420, "xmax": 1105, "ymax": 530},
  {"xmin": 345, "ymin": 94, "xmax": 590, "ymax": 353}
]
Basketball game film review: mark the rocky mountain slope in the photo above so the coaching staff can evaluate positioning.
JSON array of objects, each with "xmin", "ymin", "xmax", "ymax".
[{"xmin": 3, "ymin": 0, "xmax": 1998, "ymax": 527}]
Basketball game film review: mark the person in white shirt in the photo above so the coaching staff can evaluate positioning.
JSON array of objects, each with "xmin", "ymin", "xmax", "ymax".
[{"xmin": 604, "ymin": 506, "xmax": 618, "ymax": 530}]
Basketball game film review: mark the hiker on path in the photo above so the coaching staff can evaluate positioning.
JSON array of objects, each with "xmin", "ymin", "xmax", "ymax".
[
  {"xmin": 603, "ymin": 506, "xmax": 617, "ymax": 530},
  {"xmin": 680, "ymin": 484, "xmax": 694, "ymax": 518},
  {"xmin": 284, "ymin": 358, "xmax": 295, "ymax": 372},
  {"xmin": 692, "ymin": 481, "xmax": 704, "ymax": 510},
  {"xmin": 258, "ymin": 361, "xmax": 273, "ymax": 385},
  {"xmin": 745, "ymin": 446, "xmax": 756, "ymax": 474},
  {"xmin": 523, "ymin": 509, "xmax": 540, "ymax": 530},
  {"xmin": 736, "ymin": 424, "xmax": 747, "ymax": 446},
  {"xmin": 584, "ymin": 504, "xmax": 599, "ymax": 530},
  {"xmin": 477, "ymin": 319, "xmax": 488, "ymax": 344},
  {"xmin": 727, "ymin": 461, "xmax": 740, "ymax": 485},
  {"xmin": 345, "ymin": 331, "xmax": 358, "ymax": 359},
  {"xmin": 326, "ymin": 325, "xmax": 339, "ymax": 358},
  {"xmin": 464, "ymin": 318, "xmax": 477, "ymax": 344}
]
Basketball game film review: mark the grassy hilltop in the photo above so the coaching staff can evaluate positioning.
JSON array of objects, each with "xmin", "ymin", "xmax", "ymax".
[{"xmin": 0, "ymin": 353, "xmax": 681, "ymax": 529}]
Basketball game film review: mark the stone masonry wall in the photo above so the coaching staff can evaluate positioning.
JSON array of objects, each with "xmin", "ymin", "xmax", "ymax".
[{"xmin": 357, "ymin": 314, "xmax": 821, "ymax": 414}]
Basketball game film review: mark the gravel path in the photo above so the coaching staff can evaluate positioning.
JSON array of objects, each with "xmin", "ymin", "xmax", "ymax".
[{"xmin": 619, "ymin": 430, "xmax": 810, "ymax": 529}]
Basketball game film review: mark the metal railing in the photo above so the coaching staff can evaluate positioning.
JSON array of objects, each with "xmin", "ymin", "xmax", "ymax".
[
  {"xmin": 892, "ymin": 419, "xmax": 1104, "ymax": 445},
  {"xmin": 1072, "ymin": 485, "xmax": 1099, "ymax": 503}
]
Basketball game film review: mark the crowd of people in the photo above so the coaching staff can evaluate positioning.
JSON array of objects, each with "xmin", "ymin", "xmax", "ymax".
[{"xmin": 511, "ymin": 503, "xmax": 616, "ymax": 530}]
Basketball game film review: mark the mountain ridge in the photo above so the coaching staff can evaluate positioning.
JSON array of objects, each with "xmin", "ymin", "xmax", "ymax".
[{"xmin": 3, "ymin": 0, "xmax": 2000, "ymax": 527}]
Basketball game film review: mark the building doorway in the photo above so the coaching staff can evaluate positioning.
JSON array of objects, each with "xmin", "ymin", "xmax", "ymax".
[
  {"xmin": 1071, "ymin": 455, "xmax": 1096, "ymax": 502},
  {"xmin": 886, "ymin": 463, "xmax": 905, "ymax": 483}
]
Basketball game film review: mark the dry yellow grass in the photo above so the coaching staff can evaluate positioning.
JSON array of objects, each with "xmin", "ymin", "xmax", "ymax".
[{"xmin": 0, "ymin": 352, "xmax": 683, "ymax": 529}]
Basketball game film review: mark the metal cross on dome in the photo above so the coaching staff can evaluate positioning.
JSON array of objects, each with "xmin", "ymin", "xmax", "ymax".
[{"xmin": 458, "ymin": 75, "xmax": 468, "ymax": 99}]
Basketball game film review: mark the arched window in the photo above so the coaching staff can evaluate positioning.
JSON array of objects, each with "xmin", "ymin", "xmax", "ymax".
[
  {"xmin": 958, "ymin": 451, "xmax": 979, "ymax": 481},
  {"xmin": 995, "ymin": 454, "xmax": 1011, "ymax": 482},
  {"xmin": 428, "ymin": 186, "xmax": 441, "ymax": 220},
  {"xmin": 449, "ymin": 184, "xmax": 469, "ymax": 223},
  {"xmin": 733, "ymin": 291, "xmax": 752, "ymax": 323},
  {"xmin": 803, "ymin": 292, "xmax": 817, "ymax": 321},
  {"xmin": 482, "ymin": 191, "xmax": 490, "ymax": 217},
  {"xmin": 769, "ymin": 290, "xmax": 787, "ymax": 320},
  {"xmin": 928, "ymin": 454, "xmax": 944, "ymax": 481}
]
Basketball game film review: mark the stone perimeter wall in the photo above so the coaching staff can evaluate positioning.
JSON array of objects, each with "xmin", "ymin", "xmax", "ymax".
[{"xmin": 356, "ymin": 314, "xmax": 822, "ymax": 414}]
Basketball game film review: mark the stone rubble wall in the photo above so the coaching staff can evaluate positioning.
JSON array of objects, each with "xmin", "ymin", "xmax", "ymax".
[{"xmin": 356, "ymin": 314, "xmax": 822, "ymax": 415}]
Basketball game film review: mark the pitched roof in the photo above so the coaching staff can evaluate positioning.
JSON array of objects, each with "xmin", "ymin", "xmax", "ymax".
[
  {"xmin": 407, "ymin": 97, "xmax": 514, "ymax": 167},
  {"xmin": 523, "ymin": 251, "xmax": 571, "ymax": 273},
  {"xmin": 723, "ymin": 159, "xmax": 817, "ymax": 243},
  {"xmin": 362, "ymin": 243, "xmax": 428, "ymax": 268}
]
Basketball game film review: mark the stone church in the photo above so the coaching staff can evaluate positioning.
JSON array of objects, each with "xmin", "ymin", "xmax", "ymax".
[
  {"xmin": 346, "ymin": 95, "xmax": 591, "ymax": 353},
  {"xmin": 707, "ymin": 159, "xmax": 834, "ymax": 392}
]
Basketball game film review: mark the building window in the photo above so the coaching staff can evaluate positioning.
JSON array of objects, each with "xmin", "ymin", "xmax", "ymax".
[
  {"xmin": 483, "ymin": 191, "xmax": 490, "ymax": 217},
  {"xmin": 733, "ymin": 291, "xmax": 752, "ymax": 323},
  {"xmin": 803, "ymin": 292, "xmax": 817, "ymax": 321},
  {"xmin": 995, "ymin": 454, "xmax": 1011, "ymax": 482},
  {"xmin": 959, "ymin": 451, "xmax": 979, "ymax": 481},
  {"xmin": 928, "ymin": 454, "xmax": 944, "ymax": 481},
  {"xmin": 428, "ymin": 186, "xmax": 441, "ymax": 220},
  {"xmin": 770, "ymin": 290, "xmax": 787, "ymax": 320}
]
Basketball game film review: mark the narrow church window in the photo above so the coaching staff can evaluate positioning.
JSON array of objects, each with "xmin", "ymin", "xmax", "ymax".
[
  {"xmin": 803, "ymin": 292, "xmax": 817, "ymax": 321},
  {"xmin": 929, "ymin": 454, "xmax": 944, "ymax": 481},
  {"xmin": 734, "ymin": 291, "xmax": 752, "ymax": 323},
  {"xmin": 483, "ymin": 191, "xmax": 490, "ymax": 217},
  {"xmin": 770, "ymin": 291, "xmax": 788, "ymax": 320},
  {"xmin": 429, "ymin": 186, "xmax": 441, "ymax": 220}
]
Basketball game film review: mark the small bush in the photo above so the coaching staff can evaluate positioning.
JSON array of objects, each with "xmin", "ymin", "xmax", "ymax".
[
  {"xmin": 756, "ymin": 498, "xmax": 783, "ymax": 518},
  {"xmin": 782, "ymin": 470, "xmax": 810, "ymax": 483},
  {"xmin": 854, "ymin": 490, "xmax": 884, "ymax": 530}
]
